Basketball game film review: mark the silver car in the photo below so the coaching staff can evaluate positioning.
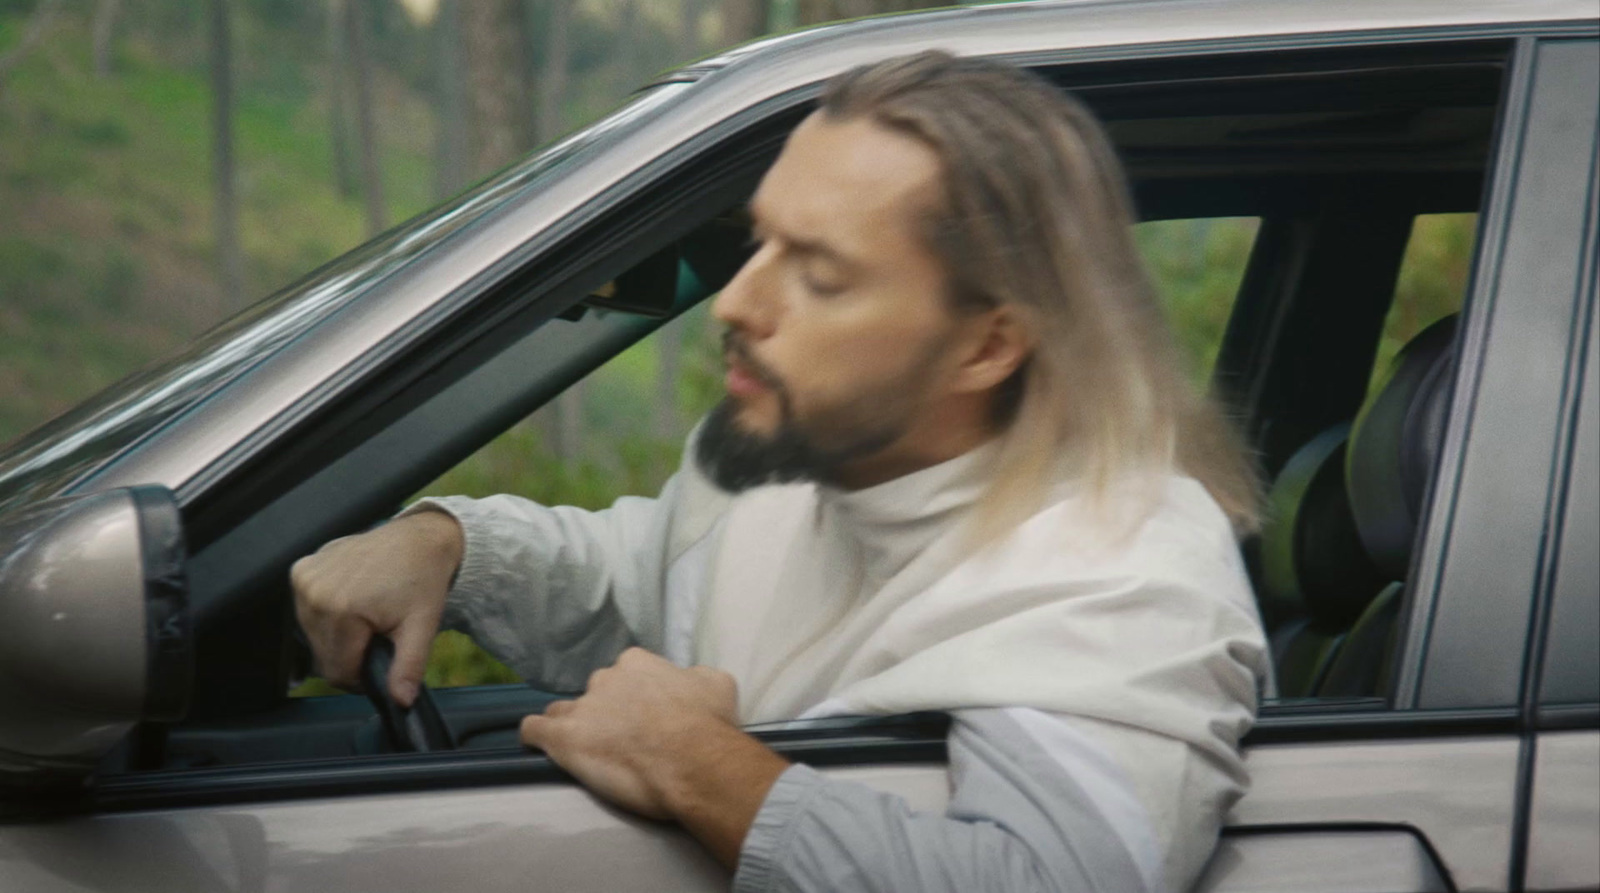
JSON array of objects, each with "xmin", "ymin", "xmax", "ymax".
[{"xmin": 2, "ymin": 1, "xmax": 1596, "ymax": 890}]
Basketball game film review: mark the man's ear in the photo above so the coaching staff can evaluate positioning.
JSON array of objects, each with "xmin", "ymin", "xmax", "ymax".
[{"xmin": 952, "ymin": 304, "xmax": 1033, "ymax": 395}]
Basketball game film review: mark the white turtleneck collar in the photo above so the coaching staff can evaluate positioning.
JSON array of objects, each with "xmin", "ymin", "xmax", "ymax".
[
  {"xmin": 811, "ymin": 440, "xmax": 998, "ymax": 593},
  {"xmin": 697, "ymin": 439, "xmax": 1010, "ymax": 721}
]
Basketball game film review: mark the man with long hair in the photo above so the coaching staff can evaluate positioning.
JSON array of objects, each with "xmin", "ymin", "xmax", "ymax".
[{"xmin": 294, "ymin": 51, "xmax": 1268, "ymax": 891}]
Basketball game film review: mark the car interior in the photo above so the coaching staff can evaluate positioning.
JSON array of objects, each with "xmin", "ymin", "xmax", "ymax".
[{"xmin": 99, "ymin": 39, "xmax": 1507, "ymax": 777}]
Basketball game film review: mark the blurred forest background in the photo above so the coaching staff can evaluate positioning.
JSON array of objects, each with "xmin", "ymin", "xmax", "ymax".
[{"xmin": 0, "ymin": 0, "xmax": 1472, "ymax": 690}]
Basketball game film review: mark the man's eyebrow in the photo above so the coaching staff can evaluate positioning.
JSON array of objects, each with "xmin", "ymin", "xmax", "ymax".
[{"xmin": 746, "ymin": 202, "xmax": 858, "ymax": 270}]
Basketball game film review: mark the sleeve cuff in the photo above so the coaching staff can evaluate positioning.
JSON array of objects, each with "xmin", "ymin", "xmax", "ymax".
[
  {"xmin": 732, "ymin": 764, "xmax": 828, "ymax": 893},
  {"xmin": 396, "ymin": 496, "xmax": 498, "ymax": 632}
]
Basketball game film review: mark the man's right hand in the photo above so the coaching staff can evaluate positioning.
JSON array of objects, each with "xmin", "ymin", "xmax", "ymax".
[{"xmin": 290, "ymin": 509, "xmax": 464, "ymax": 707}]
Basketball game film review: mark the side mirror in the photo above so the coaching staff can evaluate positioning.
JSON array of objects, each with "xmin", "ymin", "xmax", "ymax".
[{"xmin": 0, "ymin": 486, "xmax": 191, "ymax": 784}]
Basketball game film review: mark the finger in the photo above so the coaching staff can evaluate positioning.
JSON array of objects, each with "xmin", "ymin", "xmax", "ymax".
[
  {"xmin": 288, "ymin": 556, "xmax": 312, "ymax": 599},
  {"xmin": 617, "ymin": 646, "xmax": 665, "ymax": 669},
  {"xmin": 586, "ymin": 666, "xmax": 612, "ymax": 693},
  {"xmin": 290, "ymin": 561, "xmax": 333, "ymax": 633},
  {"xmin": 289, "ymin": 552, "xmax": 338, "ymax": 609},
  {"xmin": 322, "ymin": 616, "xmax": 374, "ymax": 692},
  {"xmin": 520, "ymin": 714, "xmax": 559, "ymax": 751},
  {"xmin": 387, "ymin": 613, "xmax": 436, "ymax": 708},
  {"xmin": 543, "ymin": 698, "xmax": 577, "ymax": 718},
  {"xmin": 688, "ymin": 667, "xmax": 740, "ymax": 718},
  {"xmin": 291, "ymin": 591, "xmax": 319, "ymax": 642},
  {"xmin": 690, "ymin": 665, "xmax": 737, "ymax": 695}
]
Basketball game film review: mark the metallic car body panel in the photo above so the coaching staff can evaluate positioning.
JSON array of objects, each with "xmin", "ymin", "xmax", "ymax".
[
  {"xmin": 74, "ymin": 0, "xmax": 1597, "ymax": 508},
  {"xmin": 1403, "ymin": 37, "xmax": 1600, "ymax": 710},
  {"xmin": 1526, "ymin": 731, "xmax": 1600, "ymax": 892},
  {"xmin": 1227, "ymin": 736, "xmax": 1521, "ymax": 890},
  {"xmin": 0, "ymin": 738, "xmax": 1518, "ymax": 891},
  {"xmin": 1539, "ymin": 208, "xmax": 1599, "ymax": 708},
  {"xmin": 0, "ymin": 764, "xmax": 950, "ymax": 893},
  {"xmin": 0, "ymin": 492, "xmax": 147, "ymax": 776}
]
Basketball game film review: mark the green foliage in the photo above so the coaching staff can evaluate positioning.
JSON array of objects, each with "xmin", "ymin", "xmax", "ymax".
[
  {"xmin": 287, "ymin": 629, "xmax": 520, "ymax": 699},
  {"xmin": 0, "ymin": 5, "xmax": 436, "ymax": 446},
  {"xmin": 426, "ymin": 630, "xmax": 521, "ymax": 688},
  {"xmin": 0, "ymin": 237, "xmax": 170, "ymax": 440},
  {"xmin": 1135, "ymin": 217, "xmax": 1260, "ymax": 383},
  {"xmin": 1372, "ymin": 213, "xmax": 1476, "ymax": 392}
]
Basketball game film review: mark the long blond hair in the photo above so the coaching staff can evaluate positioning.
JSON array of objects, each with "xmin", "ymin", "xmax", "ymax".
[{"xmin": 821, "ymin": 51, "xmax": 1262, "ymax": 538}]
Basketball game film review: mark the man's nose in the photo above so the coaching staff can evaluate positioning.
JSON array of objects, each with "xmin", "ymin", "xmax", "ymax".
[{"xmin": 711, "ymin": 244, "xmax": 778, "ymax": 338}]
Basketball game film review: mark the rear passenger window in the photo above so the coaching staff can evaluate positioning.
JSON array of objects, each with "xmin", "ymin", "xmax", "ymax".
[{"xmin": 1263, "ymin": 211, "xmax": 1481, "ymax": 703}]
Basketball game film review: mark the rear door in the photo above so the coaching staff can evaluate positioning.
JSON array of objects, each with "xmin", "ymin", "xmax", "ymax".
[
  {"xmin": 1524, "ymin": 158, "xmax": 1598, "ymax": 893},
  {"xmin": 1197, "ymin": 34, "xmax": 1600, "ymax": 893}
]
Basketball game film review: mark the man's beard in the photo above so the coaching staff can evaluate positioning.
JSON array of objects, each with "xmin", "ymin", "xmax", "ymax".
[{"xmin": 694, "ymin": 332, "xmax": 931, "ymax": 492}]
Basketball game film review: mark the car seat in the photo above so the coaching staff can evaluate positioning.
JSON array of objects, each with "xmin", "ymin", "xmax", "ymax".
[
  {"xmin": 1322, "ymin": 314, "xmax": 1459, "ymax": 697},
  {"xmin": 1258, "ymin": 423, "xmax": 1390, "ymax": 696},
  {"xmin": 1257, "ymin": 314, "xmax": 1459, "ymax": 698}
]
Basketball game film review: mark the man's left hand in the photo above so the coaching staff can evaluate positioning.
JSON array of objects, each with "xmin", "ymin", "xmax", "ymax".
[{"xmin": 520, "ymin": 647, "xmax": 791, "ymax": 868}]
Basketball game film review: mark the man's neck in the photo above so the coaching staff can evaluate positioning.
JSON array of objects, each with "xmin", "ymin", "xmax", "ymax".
[{"xmin": 827, "ymin": 410, "xmax": 997, "ymax": 490}]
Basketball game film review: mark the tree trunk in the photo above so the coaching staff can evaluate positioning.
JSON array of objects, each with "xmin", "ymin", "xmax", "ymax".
[
  {"xmin": 649, "ymin": 2, "xmax": 708, "ymax": 441},
  {"xmin": 461, "ymin": 0, "xmax": 561, "ymax": 452},
  {"xmin": 432, "ymin": 0, "xmax": 469, "ymax": 199},
  {"xmin": 91, "ymin": 0, "xmax": 120, "ymax": 77},
  {"xmin": 555, "ymin": 379, "xmax": 587, "ymax": 460},
  {"xmin": 536, "ymin": 0, "xmax": 571, "ymax": 144},
  {"xmin": 0, "ymin": 0, "xmax": 65, "ymax": 97},
  {"xmin": 346, "ymin": 0, "xmax": 386, "ymax": 236},
  {"xmin": 610, "ymin": 0, "xmax": 649, "ymax": 93},
  {"xmin": 768, "ymin": 0, "xmax": 798, "ymax": 31},
  {"xmin": 541, "ymin": 0, "xmax": 585, "ymax": 458},
  {"xmin": 654, "ymin": 318, "xmax": 685, "ymax": 441},
  {"xmin": 460, "ymin": 0, "xmax": 523, "ymax": 177},
  {"xmin": 720, "ymin": 0, "xmax": 768, "ymax": 45},
  {"xmin": 797, "ymin": 0, "xmax": 925, "ymax": 25},
  {"xmin": 326, "ymin": 0, "xmax": 358, "ymax": 197},
  {"xmin": 679, "ymin": 0, "xmax": 706, "ymax": 62},
  {"xmin": 208, "ymin": 0, "xmax": 244, "ymax": 312}
]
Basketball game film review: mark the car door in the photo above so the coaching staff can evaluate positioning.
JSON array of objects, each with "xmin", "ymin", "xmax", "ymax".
[
  {"xmin": 1523, "ymin": 139, "xmax": 1599, "ymax": 893},
  {"xmin": 1196, "ymin": 34, "xmax": 1600, "ymax": 893}
]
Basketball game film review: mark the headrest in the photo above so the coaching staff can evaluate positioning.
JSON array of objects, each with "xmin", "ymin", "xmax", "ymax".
[
  {"xmin": 1347, "ymin": 315, "xmax": 1459, "ymax": 579},
  {"xmin": 1259, "ymin": 422, "xmax": 1389, "ymax": 630}
]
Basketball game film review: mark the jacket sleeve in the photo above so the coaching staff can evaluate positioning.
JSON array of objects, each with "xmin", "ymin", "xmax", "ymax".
[
  {"xmin": 733, "ymin": 707, "xmax": 1202, "ymax": 893},
  {"xmin": 399, "ymin": 425, "xmax": 731, "ymax": 692},
  {"xmin": 400, "ymin": 486, "xmax": 673, "ymax": 693}
]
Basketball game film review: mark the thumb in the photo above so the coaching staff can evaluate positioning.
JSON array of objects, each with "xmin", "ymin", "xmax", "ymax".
[{"xmin": 387, "ymin": 616, "xmax": 435, "ymax": 708}]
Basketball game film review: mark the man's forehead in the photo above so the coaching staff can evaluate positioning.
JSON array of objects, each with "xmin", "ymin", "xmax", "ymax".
[{"xmin": 751, "ymin": 113, "xmax": 944, "ymax": 248}]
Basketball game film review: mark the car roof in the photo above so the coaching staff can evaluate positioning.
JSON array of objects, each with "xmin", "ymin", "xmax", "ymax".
[{"xmin": 663, "ymin": 0, "xmax": 1596, "ymax": 89}]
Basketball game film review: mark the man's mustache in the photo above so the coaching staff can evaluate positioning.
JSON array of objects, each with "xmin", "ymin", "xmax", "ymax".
[{"xmin": 722, "ymin": 331, "xmax": 786, "ymax": 393}]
